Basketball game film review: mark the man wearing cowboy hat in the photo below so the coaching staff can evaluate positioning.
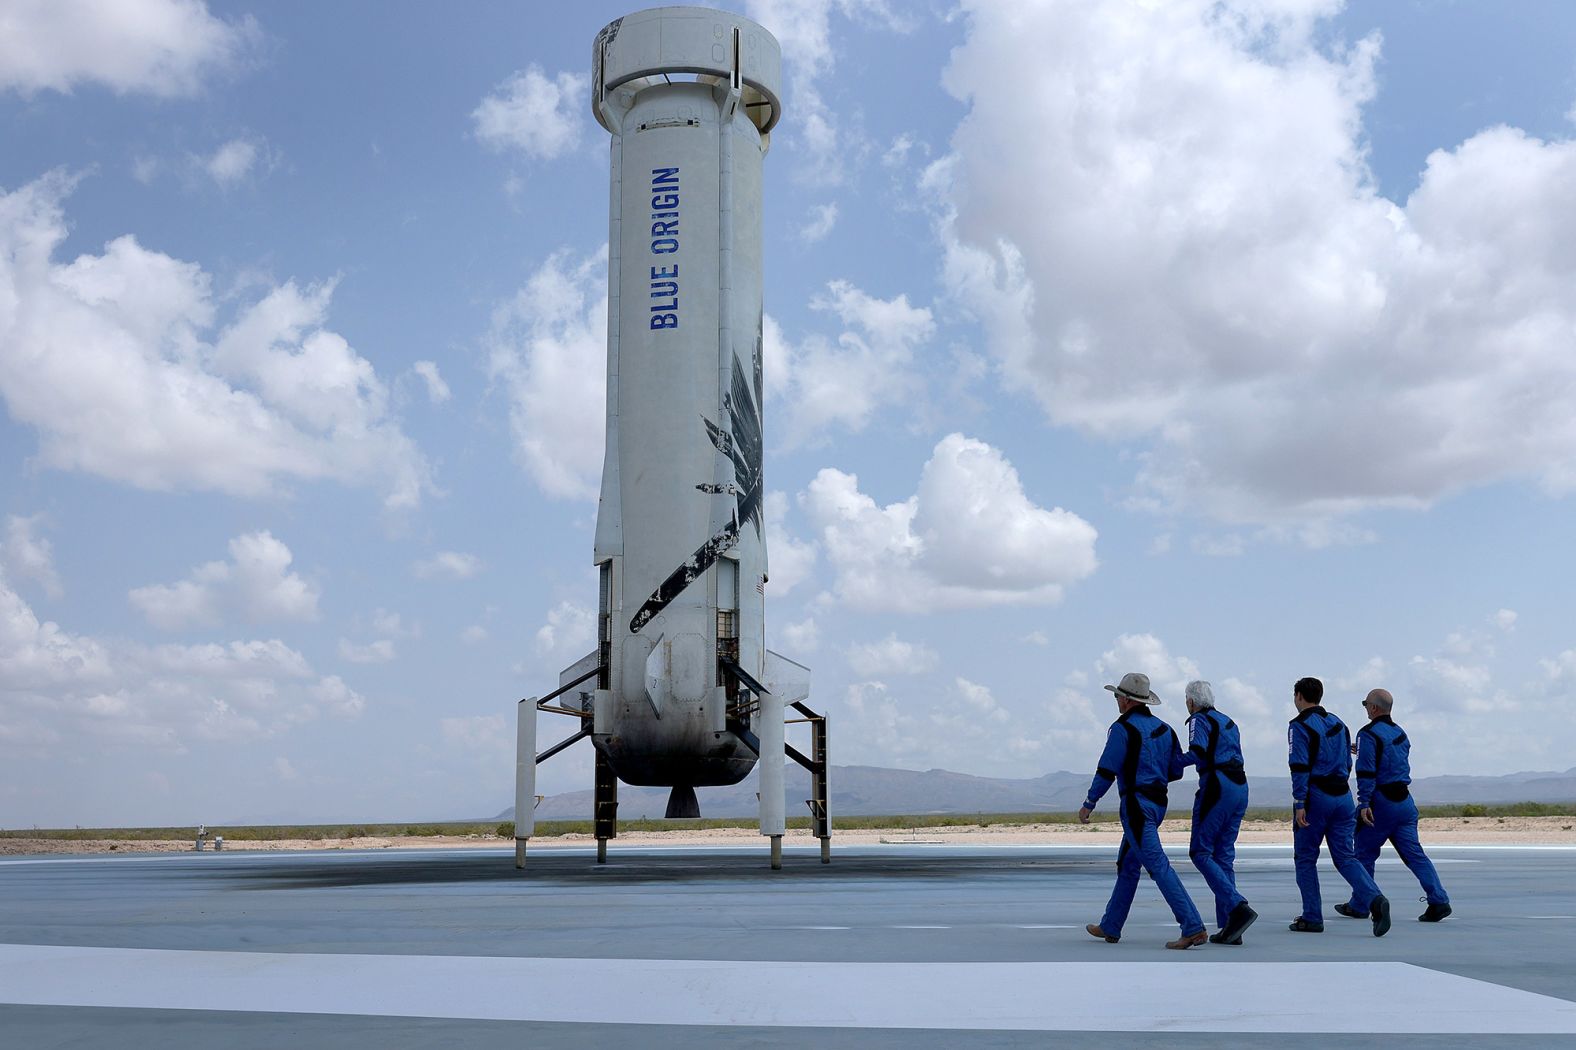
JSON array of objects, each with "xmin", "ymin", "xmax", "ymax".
[{"xmin": 1079, "ymin": 672, "xmax": 1208, "ymax": 949}]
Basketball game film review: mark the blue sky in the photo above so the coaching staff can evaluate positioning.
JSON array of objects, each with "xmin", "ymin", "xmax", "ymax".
[{"xmin": 3, "ymin": 0, "xmax": 1575, "ymax": 827}]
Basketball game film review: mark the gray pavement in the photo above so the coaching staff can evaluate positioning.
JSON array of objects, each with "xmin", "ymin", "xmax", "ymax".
[{"xmin": 1, "ymin": 842, "xmax": 1573, "ymax": 1047}]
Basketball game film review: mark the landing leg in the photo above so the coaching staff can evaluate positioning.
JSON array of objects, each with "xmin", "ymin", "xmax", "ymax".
[
  {"xmin": 812, "ymin": 710, "xmax": 831, "ymax": 863},
  {"xmin": 514, "ymin": 697, "xmax": 537, "ymax": 870},
  {"xmin": 594, "ymin": 749, "xmax": 618, "ymax": 864}
]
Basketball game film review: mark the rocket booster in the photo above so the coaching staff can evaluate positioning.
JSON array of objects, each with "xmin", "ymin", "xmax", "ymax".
[{"xmin": 587, "ymin": 8, "xmax": 786, "ymax": 794}]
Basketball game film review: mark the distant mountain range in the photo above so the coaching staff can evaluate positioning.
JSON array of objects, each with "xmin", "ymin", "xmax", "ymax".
[{"xmin": 500, "ymin": 763, "xmax": 1576, "ymax": 821}]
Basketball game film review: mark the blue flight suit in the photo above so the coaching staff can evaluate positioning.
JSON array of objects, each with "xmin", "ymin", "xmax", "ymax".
[
  {"xmin": 1084, "ymin": 707, "xmax": 1205, "ymax": 939},
  {"xmin": 1289, "ymin": 705, "xmax": 1382, "ymax": 922},
  {"xmin": 1181, "ymin": 707, "xmax": 1249, "ymax": 929},
  {"xmin": 1346, "ymin": 715, "xmax": 1450, "ymax": 909}
]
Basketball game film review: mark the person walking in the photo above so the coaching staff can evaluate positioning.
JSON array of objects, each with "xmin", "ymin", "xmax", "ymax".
[
  {"xmin": 1181, "ymin": 681, "xmax": 1257, "ymax": 944},
  {"xmin": 1080, "ymin": 672, "xmax": 1208, "ymax": 950},
  {"xmin": 1288, "ymin": 677, "xmax": 1391, "ymax": 936},
  {"xmin": 1336, "ymin": 688, "xmax": 1452, "ymax": 923}
]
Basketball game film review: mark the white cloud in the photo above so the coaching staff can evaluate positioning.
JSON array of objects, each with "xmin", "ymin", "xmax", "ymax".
[
  {"xmin": 763, "ymin": 490, "xmax": 816, "ymax": 596},
  {"xmin": 778, "ymin": 617, "xmax": 820, "ymax": 654},
  {"xmin": 745, "ymin": 1, "xmax": 910, "ymax": 186},
  {"xmin": 936, "ymin": 0, "xmax": 1576, "ymax": 528},
  {"xmin": 0, "ymin": 174, "xmax": 431, "ymax": 509},
  {"xmin": 798, "ymin": 203, "xmax": 839, "ymax": 244},
  {"xmin": 534, "ymin": 600, "xmax": 595, "ymax": 658},
  {"xmin": 411, "ymin": 361, "xmax": 450, "ymax": 404},
  {"xmin": 371, "ymin": 609, "xmax": 419, "ymax": 639},
  {"xmin": 0, "ymin": 0, "xmax": 258, "ymax": 97},
  {"xmin": 1, "ymin": 515, "xmax": 61, "ymax": 598},
  {"xmin": 804, "ymin": 433, "xmax": 1098, "ymax": 612},
  {"xmin": 200, "ymin": 137, "xmax": 262, "ymax": 185},
  {"xmin": 1023, "ymin": 630, "xmax": 1049, "ymax": 647},
  {"xmin": 274, "ymin": 756, "xmax": 298, "ymax": 781},
  {"xmin": 412, "ymin": 551, "xmax": 482, "ymax": 581},
  {"xmin": 461, "ymin": 625, "xmax": 490, "ymax": 645},
  {"xmin": 0, "ymin": 570, "xmax": 362, "ymax": 751},
  {"xmin": 338, "ymin": 638, "xmax": 395, "ymax": 664},
  {"xmin": 845, "ymin": 633, "xmax": 938, "ymax": 675},
  {"xmin": 1095, "ymin": 633, "xmax": 1202, "ymax": 707},
  {"xmin": 954, "ymin": 676, "xmax": 1009, "ymax": 723},
  {"xmin": 129, "ymin": 531, "xmax": 319, "ymax": 630},
  {"xmin": 1493, "ymin": 609, "xmax": 1518, "ymax": 632},
  {"xmin": 486, "ymin": 248, "xmax": 607, "ymax": 500},
  {"xmin": 767, "ymin": 281, "xmax": 934, "ymax": 446},
  {"xmin": 472, "ymin": 66, "xmax": 588, "ymax": 160}
]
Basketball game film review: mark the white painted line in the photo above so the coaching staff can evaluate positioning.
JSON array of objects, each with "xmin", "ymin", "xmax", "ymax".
[
  {"xmin": 2, "ymin": 946, "xmax": 1574, "ymax": 1033},
  {"xmin": 1012, "ymin": 925, "xmax": 1076, "ymax": 929},
  {"xmin": 783, "ymin": 926, "xmax": 851, "ymax": 931},
  {"xmin": 1526, "ymin": 915, "xmax": 1576, "ymax": 919},
  {"xmin": 888, "ymin": 925, "xmax": 950, "ymax": 930}
]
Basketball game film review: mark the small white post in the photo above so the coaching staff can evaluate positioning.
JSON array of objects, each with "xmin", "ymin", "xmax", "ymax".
[
  {"xmin": 515, "ymin": 697, "xmax": 537, "ymax": 869},
  {"xmin": 757, "ymin": 686, "xmax": 785, "ymax": 869}
]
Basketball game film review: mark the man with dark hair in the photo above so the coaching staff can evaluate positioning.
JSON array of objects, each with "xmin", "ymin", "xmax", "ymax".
[
  {"xmin": 1080, "ymin": 672, "xmax": 1207, "ymax": 950},
  {"xmin": 1336, "ymin": 688, "xmax": 1452, "ymax": 923},
  {"xmin": 1288, "ymin": 677, "xmax": 1391, "ymax": 936},
  {"xmin": 1182, "ymin": 680, "xmax": 1257, "ymax": 944}
]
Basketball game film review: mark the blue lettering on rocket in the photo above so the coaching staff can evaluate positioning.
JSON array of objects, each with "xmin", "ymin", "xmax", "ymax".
[{"xmin": 649, "ymin": 167, "xmax": 679, "ymax": 329}]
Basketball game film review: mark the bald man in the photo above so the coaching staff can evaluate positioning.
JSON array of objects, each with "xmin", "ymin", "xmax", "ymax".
[{"xmin": 1337, "ymin": 689, "xmax": 1452, "ymax": 923}]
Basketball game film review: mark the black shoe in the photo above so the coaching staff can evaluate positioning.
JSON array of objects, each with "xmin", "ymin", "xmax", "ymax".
[
  {"xmin": 1221, "ymin": 902, "xmax": 1258, "ymax": 944},
  {"xmin": 1208, "ymin": 930, "xmax": 1232, "ymax": 944},
  {"xmin": 1370, "ymin": 895, "xmax": 1392, "ymax": 938},
  {"xmin": 1334, "ymin": 902, "xmax": 1367, "ymax": 919},
  {"xmin": 1419, "ymin": 902, "xmax": 1453, "ymax": 922},
  {"xmin": 1289, "ymin": 918, "xmax": 1324, "ymax": 933}
]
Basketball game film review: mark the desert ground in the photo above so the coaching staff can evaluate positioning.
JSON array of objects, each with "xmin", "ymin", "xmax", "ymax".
[{"xmin": 4, "ymin": 815, "xmax": 1572, "ymax": 855}]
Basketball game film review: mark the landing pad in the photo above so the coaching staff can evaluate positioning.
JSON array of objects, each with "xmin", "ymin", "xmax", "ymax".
[{"xmin": 1, "ymin": 844, "xmax": 1572, "ymax": 1048}]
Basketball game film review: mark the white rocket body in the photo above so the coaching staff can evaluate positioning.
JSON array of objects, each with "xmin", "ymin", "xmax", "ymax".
[{"xmin": 585, "ymin": 7, "xmax": 795, "ymax": 802}]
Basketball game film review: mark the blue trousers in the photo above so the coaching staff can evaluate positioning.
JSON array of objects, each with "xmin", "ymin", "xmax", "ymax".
[
  {"xmin": 1189, "ymin": 773, "xmax": 1248, "ymax": 929},
  {"xmin": 1347, "ymin": 793, "xmax": 1449, "ymax": 907},
  {"xmin": 1295, "ymin": 789, "xmax": 1381, "ymax": 923},
  {"xmin": 1100, "ymin": 793, "xmax": 1205, "ymax": 938}
]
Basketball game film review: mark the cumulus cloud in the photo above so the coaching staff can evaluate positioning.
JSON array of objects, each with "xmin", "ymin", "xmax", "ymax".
[
  {"xmin": 472, "ymin": 66, "xmax": 588, "ymax": 160},
  {"xmin": 486, "ymin": 248, "xmax": 607, "ymax": 500},
  {"xmin": 0, "ymin": 174, "xmax": 431, "ymax": 509},
  {"xmin": 763, "ymin": 490, "xmax": 817, "ymax": 596},
  {"xmin": 1, "ymin": 515, "xmax": 61, "ymax": 598},
  {"xmin": 0, "ymin": 569, "xmax": 362, "ymax": 751},
  {"xmin": 935, "ymin": 0, "xmax": 1576, "ymax": 529},
  {"xmin": 129, "ymin": 531, "xmax": 319, "ymax": 630},
  {"xmin": 844, "ymin": 633, "xmax": 938, "ymax": 675},
  {"xmin": 534, "ymin": 600, "xmax": 595, "ymax": 659},
  {"xmin": 803, "ymin": 433, "xmax": 1098, "ymax": 612},
  {"xmin": 412, "ymin": 551, "xmax": 482, "ymax": 581},
  {"xmin": 0, "ymin": 0, "xmax": 258, "ymax": 97},
  {"xmin": 766, "ymin": 281, "xmax": 934, "ymax": 446}
]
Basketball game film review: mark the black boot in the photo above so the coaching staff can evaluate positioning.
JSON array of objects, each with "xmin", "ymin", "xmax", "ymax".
[
  {"xmin": 1419, "ymin": 901, "xmax": 1453, "ymax": 922},
  {"xmin": 1370, "ymin": 895, "xmax": 1392, "ymax": 938},
  {"xmin": 1220, "ymin": 902, "xmax": 1258, "ymax": 944}
]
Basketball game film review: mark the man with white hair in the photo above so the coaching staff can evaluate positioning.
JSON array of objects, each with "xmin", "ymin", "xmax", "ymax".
[
  {"xmin": 1079, "ymin": 672, "xmax": 1207, "ymax": 949},
  {"xmin": 1182, "ymin": 680, "xmax": 1257, "ymax": 944},
  {"xmin": 1336, "ymin": 688, "xmax": 1452, "ymax": 923}
]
